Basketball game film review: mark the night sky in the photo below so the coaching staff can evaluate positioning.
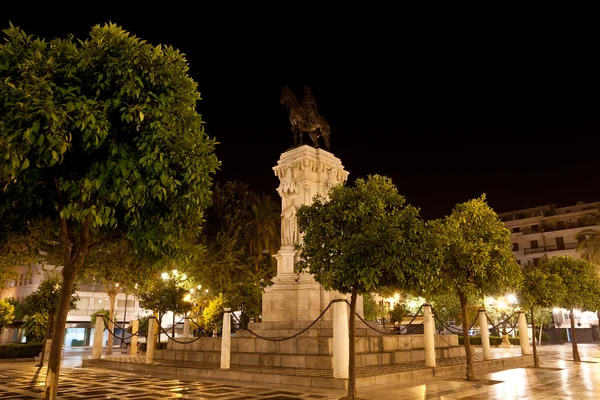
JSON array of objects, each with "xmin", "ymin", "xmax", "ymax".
[{"xmin": 4, "ymin": 10, "xmax": 600, "ymax": 220}]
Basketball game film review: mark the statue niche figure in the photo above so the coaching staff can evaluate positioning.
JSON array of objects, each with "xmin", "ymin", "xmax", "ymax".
[
  {"xmin": 281, "ymin": 197, "xmax": 299, "ymax": 246},
  {"xmin": 280, "ymin": 85, "xmax": 331, "ymax": 150}
]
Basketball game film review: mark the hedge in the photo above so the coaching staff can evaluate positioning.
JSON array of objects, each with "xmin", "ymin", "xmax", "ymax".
[
  {"xmin": 458, "ymin": 336, "xmax": 521, "ymax": 346},
  {"xmin": 0, "ymin": 343, "xmax": 43, "ymax": 359}
]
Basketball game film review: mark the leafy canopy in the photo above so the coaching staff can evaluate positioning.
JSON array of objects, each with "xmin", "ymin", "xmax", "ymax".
[
  {"xmin": 296, "ymin": 175, "xmax": 431, "ymax": 294},
  {"xmin": 543, "ymin": 255, "xmax": 600, "ymax": 311},
  {"xmin": 0, "ymin": 22, "xmax": 220, "ymax": 264},
  {"xmin": 435, "ymin": 195, "xmax": 522, "ymax": 300},
  {"xmin": 519, "ymin": 258, "xmax": 565, "ymax": 310}
]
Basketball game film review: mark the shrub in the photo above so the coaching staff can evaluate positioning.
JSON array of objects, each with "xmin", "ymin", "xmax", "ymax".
[
  {"xmin": 541, "ymin": 332, "xmax": 550, "ymax": 343},
  {"xmin": 0, "ymin": 343, "xmax": 43, "ymax": 359}
]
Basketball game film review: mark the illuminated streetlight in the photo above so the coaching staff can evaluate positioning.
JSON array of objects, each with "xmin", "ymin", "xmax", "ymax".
[
  {"xmin": 183, "ymin": 293, "xmax": 191, "ymax": 302},
  {"xmin": 172, "ymin": 269, "xmax": 178, "ymax": 275},
  {"xmin": 197, "ymin": 285, "xmax": 202, "ymax": 290},
  {"xmin": 161, "ymin": 272, "xmax": 169, "ymax": 280},
  {"xmin": 190, "ymin": 288, "xmax": 195, "ymax": 294},
  {"xmin": 506, "ymin": 294, "xmax": 517, "ymax": 304}
]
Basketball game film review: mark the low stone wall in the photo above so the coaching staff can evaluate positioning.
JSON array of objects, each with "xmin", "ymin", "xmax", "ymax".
[{"xmin": 155, "ymin": 333, "xmax": 463, "ymax": 370}]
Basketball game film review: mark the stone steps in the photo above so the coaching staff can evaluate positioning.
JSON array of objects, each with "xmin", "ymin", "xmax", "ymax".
[
  {"xmin": 154, "ymin": 345, "xmax": 465, "ymax": 370},
  {"xmin": 82, "ymin": 353, "xmax": 533, "ymax": 389}
]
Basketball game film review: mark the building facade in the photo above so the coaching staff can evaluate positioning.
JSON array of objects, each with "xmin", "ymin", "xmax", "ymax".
[
  {"xmin": 1, "ymin": 264, "xmax": 148, "ymax": 345},
  {"xmin": 499, "ymin": 201, "xmax": 600, "ymax": 340}
]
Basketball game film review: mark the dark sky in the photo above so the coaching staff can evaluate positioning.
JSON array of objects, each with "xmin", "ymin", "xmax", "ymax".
[{"xmin": 4, "ymin": 9, "xmax": 600, "ymax": 219}]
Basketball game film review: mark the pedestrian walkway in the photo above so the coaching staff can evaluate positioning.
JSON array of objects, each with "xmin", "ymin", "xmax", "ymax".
[{"xmin": 0, "ymin": 344, "xmax": 597, "ymax": 399}]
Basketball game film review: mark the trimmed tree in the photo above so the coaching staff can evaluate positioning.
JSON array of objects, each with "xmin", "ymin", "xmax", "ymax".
[
  {"xmin": 434, "ymin": 195, "xmax": 522, "ymax": 381},
  {"xmin": 22, "ymin": 273, "xmax": 79, "ymax": 365},
  {"xmin": 543, "ymin": 255, "xmax": 600, "ymax": 362},
  {"xmin": 0, "ymin": 23, "xmax": 219, "ymax": 399},
  {"xmin": 0, "ymin": 299, "xmax": 15, "ymax": 332},
  {"xmin": 519, "ymin": 259, "xmax": 565, "ymax": 367},
  {"xmin": 296, "ymin": 175, "xmax": 433, "ymax": 400}
]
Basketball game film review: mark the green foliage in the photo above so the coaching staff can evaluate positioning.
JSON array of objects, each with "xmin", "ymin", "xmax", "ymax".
[
  {"xmin": 90, "ymin": 308, "xmax": 110, "ymax": 325},
  {"xmin": 0, "ymin": 23, "xmax": 220, "ymax": 259},
  {"xmin": 6, "ymin": 297, "xmax": 25, "ymax": 322},
  {"xmin": 0, "ymin": 299, "xmax": 15, "ymax": 328},
  {"xmin": 23, "ymin": 313, "xmax": 48, "ymax": 342},
  {"xmin": 362, "ymin": 294, "xmax": 380, "ymax": 321},
  {"xmin": 543, "ymin": 256, "xmax": 600, "ymax": 311},
  {"xmin": 519, "ymin": 260, "xmax": 565, "ymax": 310},
  {"xmin": 0, "ymin": 343, "xmax": 43, "ymax": 359},
  {"xmin": 296, "ymin": 175, "xmax": 432, "ymax": 295},
  {"xmin": 389, "ymin": 303, "xmax": 406, "ymax": 324},
  {"xmin": 203, "ymin": 294, "xmax": 224, "ymax": 333},
  {"xmin": 541, "ymin": 332, "xmax": 550, "ymax": 343},
  {"xmin": 22, "ymin": 273, "xmax": 79, "ymax": 317},
  {"xmin": 434, "ymin": 195, "xmax": 522, "ymax": 301},
  {"xmin": 136, "ymin": 271, "xmax": 192, "ymax": 322},
  {"xmin": 199, "ymin": 182, "xmax": 278, "ymax": 318}
]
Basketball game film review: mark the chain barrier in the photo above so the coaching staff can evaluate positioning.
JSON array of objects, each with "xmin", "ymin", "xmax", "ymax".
[
  {"xmin": 156, "ymin": 323, "xmax": 203, "ymax": 344},
  {"xmin": 430, "ymin": 308, "xmax": 463, "ymax": 334},
  {"xmin": 485, "ymin": 311, "xmax": 517, "ymax": 332},
  {"xmin": 101, "ymin": 315, "xmax": 149, "ymax": 340},
  {"xmin": 231, "ymin": 299, "xmax": 347, "ymax": 342}
]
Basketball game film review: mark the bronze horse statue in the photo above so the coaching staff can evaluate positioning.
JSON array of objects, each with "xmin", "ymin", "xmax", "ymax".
[{"xmin": 280, "ymin": 85, "xmax": 331, "ymax": 150}]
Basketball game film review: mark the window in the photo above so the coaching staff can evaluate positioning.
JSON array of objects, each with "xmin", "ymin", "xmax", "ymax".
[
  {"xmin": 556, "ymin": 221, "xmax": 565, "ymax": 230},
  {"xmin": 117, "ymin": 300, "xmax": 135, "ymax": 308},
  {"xmin": 530, "ymin": 240, "xmax": 538, "ymax": 249},
  {"xmin": 516, "ymin": 259, "xmax": 522, "ymax": 266},
  {"xmin": 533, "ymin": 258, "xmax": 540, "ymax": 266},
  {"xmin": 512, "ymin": 227, "xmax": 520, "ymax": 233},
  {"xmin": 512, "ymin": 243, "xmax": 519, "ymax": 251},
  {"xmin": 578, "ymin": 235, "xmax": 586, "ymax": 243},
  {"xmin": 531, "ymin": 224, "xmax": 539, "ymax": 232},
  {"xmin": 556, "ymin": 237, "xmax": 565, "ymax": 250}
]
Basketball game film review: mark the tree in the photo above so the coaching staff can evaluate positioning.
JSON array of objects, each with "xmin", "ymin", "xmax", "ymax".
[
  {"xmin": 245, "ymin": 193, "xmax": 280, "ymax": 272},
  {"xmin": 543, "ymin": 256, "xmax": 600, "ymax": 362},
  {"xmin": 519, "ymin": 259, "xmax": 565, "ymax": 367},
  {"xmin": 136, "ymin": 270, "xmax": 193, "ymax": 327},
  {"xmin": 81, "ymin": 236, "xmax": 136, "ymax": 355},
  {"xmin": 434, "ymin": 195, "xmax": 522, "ymax": 381},
  {"xmin": 22, "ymin": 273, "xmax": 79, "ymax": 365},
  {"xmin": 199, "ymin": 182, "xmax": 277, "ymax": 325},
  {"xmin": 296, "ymin": 175, "xmax": 432, "ymax": 400},
  {"xmin": 0, "ymin": 299, "xmax": 15, "ymax": 331},
  {"xmin": 0, "ymin": 23, "xmax": 219, "ymax": 399}
]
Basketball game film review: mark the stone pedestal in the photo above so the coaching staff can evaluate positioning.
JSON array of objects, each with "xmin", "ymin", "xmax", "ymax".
[
  {"xmin": 500, "ymin": 333, "xmax": 511, "ymax": 348},
  {"xmin": 262, "ymin": 145, "xmax": 364, "ymax": 322}
]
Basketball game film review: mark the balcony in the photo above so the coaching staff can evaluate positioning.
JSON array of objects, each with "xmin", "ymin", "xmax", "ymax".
[{"xmin": 524, "ymin": 242, "xmax": 578, "ymax": 255}]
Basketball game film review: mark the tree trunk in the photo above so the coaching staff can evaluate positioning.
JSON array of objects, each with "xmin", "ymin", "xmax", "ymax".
[
  {"xmin": 530, "ymin": 306, "xmax": 539, "ymax": 368},
  {"xmin": 106, "ymin": 291, "xmax": 116, "ymax": 356},
  {"xmin": 346, "ymin": 287, "xmax": 358, "ymax": 400},
  {"xmin": 459, "ymin": 293, "xmax": 475, "ymax": 381},
  {"xmin": 38, "ymin": 308, "xmax": 54, "ymax": 368},
  {"xmin": 570, "ymin": 309, "xmax": 580, "ymax": 362},
  {"xmin": 539, "ymin": 323, "xmax": 543, "ymax": 346},
  {"xmin": 43, "ymin": 263, "xmax": 78, "ymax": 400}
]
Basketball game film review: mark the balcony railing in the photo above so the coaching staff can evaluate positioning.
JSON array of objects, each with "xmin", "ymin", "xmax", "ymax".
[{"xmin": 524, "ymin": 242, "xmax": 579, "ymax": 255}]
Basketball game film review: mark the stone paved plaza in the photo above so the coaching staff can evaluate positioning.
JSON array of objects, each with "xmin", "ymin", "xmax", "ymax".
[{"xmin": 0, "ymin": 344, "xmax": 598, "ymax": 399}]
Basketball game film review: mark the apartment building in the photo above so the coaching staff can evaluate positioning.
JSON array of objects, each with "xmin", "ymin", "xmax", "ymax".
[
  {"xmin": 1, "ymin": 264, "xmax": 147, "ymax": 345},
  {"xmin": 499, "ymin": 201, "xmax": 600, "ymax": 341}
]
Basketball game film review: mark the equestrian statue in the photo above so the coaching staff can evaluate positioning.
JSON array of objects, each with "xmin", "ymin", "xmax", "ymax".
[{"xmin": 280, "ymin": 85, "xmax": 331, "ymax": 150}]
